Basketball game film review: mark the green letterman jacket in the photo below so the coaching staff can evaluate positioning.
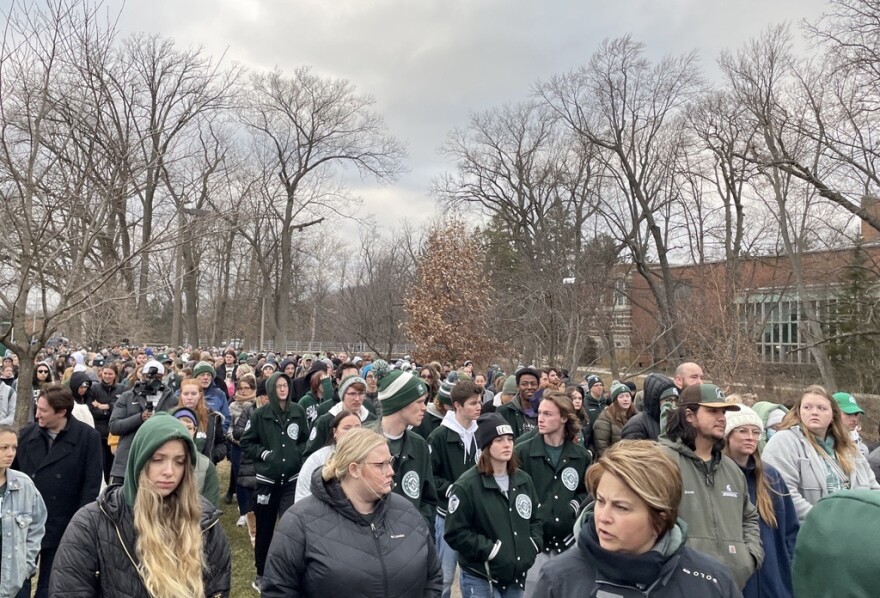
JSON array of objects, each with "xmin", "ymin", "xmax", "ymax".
[{"xmin": 444, "ymin": 466, "xmax": 543, "ymax": 591}]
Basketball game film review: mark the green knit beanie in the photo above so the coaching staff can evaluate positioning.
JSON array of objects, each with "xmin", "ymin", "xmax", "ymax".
[
  {"xmin": 193, "ymin": 361, "xmax": 216, "ymax": 378},
  {"xmin": 438, "ymin": 379, "xmax": 454, "ymax": 406},
  {"xmin": 610, "ymin": 381, "xmax": 631, "ymax": 403},
  {"xmin": 123, "ymin": 412, "xmax": 197, "ymax": 507},
  {"xmin": 375, "ymin": 361, "xmax": 428, "ymax": 416}
]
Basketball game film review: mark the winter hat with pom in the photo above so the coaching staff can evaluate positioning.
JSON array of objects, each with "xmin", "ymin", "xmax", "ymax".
[{"xmin": 374, "ymin": 359, "xmax": 429, "ymax": 416}]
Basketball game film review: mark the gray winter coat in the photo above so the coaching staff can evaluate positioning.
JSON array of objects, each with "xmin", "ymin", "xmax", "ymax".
[
  {"xmin": 762, "ymin": 425, "xmax": 880, "ymax": 522},
  {"xmin": 107, "ymin": 385, "xmax": 177, "ymax": 478},
  {"xmin": 262, "ymin": 469, "xmax": 442, "ymax": 598}
]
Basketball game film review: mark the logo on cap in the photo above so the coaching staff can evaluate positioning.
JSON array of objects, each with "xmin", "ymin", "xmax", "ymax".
[{"xmin": 496, "ymin": 424, "xmax": 513, "ymax": 436}]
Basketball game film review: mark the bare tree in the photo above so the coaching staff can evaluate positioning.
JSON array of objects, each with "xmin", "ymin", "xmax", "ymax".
[
  {"xmin": 241, "ymin": 67, "xmax": 405, "ymax": 349},
  {"xmin": 540, "ymin": 36, "xmax": 704, "ymax": 362}
]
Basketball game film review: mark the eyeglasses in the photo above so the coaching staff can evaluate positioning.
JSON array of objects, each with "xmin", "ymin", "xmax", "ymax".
[{"xmin": 364, "ymin": 460, "xmax": 394, "ymax": 474}]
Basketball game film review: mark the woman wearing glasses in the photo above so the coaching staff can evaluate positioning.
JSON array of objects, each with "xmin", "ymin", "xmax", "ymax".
[{"xmin": 262, "ymin": 427, "xmax": 442, "ymax": 597}]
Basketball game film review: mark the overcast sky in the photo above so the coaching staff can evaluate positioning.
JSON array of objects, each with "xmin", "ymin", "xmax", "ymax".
[{"xmin": 107, "ymin": 0, "xmax": 830, "ymax": 237}]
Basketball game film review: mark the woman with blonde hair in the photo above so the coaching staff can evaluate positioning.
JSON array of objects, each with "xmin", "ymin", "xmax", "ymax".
[
  {"xmin": 724, "ymin": 405, "xmax": 798, "ymax": 598},
  {"xmin": 261, "ymin": 427, "xmax": 441, "ymax": 597},
  {"xmin": 763, "ymin": 384, "xmax": 880, "ymax": 522},
  {"xmin": 50, "ymin": 413, "xmax": 231, "ymax": 597},
  {"xmin": 535, "ymin": 440, "xmax": 740, "ymax": 597}
]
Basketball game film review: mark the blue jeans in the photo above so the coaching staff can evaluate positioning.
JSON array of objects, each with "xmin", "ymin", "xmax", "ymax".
[
  {"xmin": 435, "ymin": 514, "xmax": 458, "ymax": 598},
  {"xmin": 460, "ymin": 569, "xmax": 524, "ymax": 598}
]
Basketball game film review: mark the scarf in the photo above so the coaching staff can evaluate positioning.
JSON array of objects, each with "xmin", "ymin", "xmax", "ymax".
[{"xmin": 234, "ymin": 388, "xmax": 256, "ymax": 404}]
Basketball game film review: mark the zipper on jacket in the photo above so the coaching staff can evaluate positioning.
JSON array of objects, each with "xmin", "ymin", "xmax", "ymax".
[{"xmin": 370, "ymin": 523, "xmax": 390, "ymax": 598}]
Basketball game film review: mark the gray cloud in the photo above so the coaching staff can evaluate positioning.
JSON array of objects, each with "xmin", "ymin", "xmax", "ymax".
[{"xmin": 106, "ymin": 0, "xmax": 829, "ymax": 233}]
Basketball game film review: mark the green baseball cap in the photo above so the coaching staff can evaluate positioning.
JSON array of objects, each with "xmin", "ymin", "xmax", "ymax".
[
  {"xmin": 832, "ymin": 392, "xmax": 865, "ymax": 415},
  {"xmin": 679, "ymin": 384, "xmax": 740, "ymax": 411}
]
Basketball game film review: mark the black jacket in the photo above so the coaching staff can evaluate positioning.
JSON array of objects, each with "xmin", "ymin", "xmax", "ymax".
[
  {"xmin": 107, "ymin": 384, "xmax": 177, "ymax": 479},
  {"xmin": 621, "ymin": 373, "xmax": 676, "ymax": 441},
  {"xmin": 50, "ymin": 485, "xmax": 231, "ymax": 597},
  {"xmin": 534, "ymin": 514, "xmax": 742, "ymax": 598},
  {"xmin": 261, "ymin": 469, "xmax": 442, "ymax": 598},
  {"xmin": 89, "ymin": 381, "xmax": 123, "ymax": 438},
  {"xmin": 13, "ymin": 417, "xmax": 103, "ymax": 547}
]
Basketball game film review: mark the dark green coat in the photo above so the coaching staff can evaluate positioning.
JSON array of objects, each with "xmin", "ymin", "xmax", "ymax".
[
  {"xmin": 444, "ymin": 466, "xmax": 543, "ymax": 590},
  {"xmin": 298, "ymin": 378, "xmax": 335, "ymax": 425},
  {"xmin": 412, "ymin": 408, "xmax": 444, "ymax": 440},
  {"xmin": 241, "ymin": 372, "xmax": 309, "ymax": 486},
  {"xmin": 383, "ymin": 427, "xmax": 438, "ymax": 533},
  {"xmin": 514, "ymin": 435, "xmax": 590, "ymax": 552},
  {"xmin": 495, "ymin": 396, "xmax": 537, "ymax": 439},
  {"xmin": 427, "ymin": 422, "xmax": 478, "ymax": 516},
  {"xmin": 303, "ymin": 405, "xmax": 378, "ymax": 458}
]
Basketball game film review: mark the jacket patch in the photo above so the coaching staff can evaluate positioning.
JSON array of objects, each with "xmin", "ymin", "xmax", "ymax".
[
  {"xmin": 561, "ymin": 467, "xmax": 578, "ymax": 491},
  {"xmin": 447, "ymin": 494, "xmax": 460, "ymax": 514},
  {"xmin": 308, "ymin": 427, "xmax": 317, "ymax": 442},
  {"xmin": 515, "ymin": 494, "xmax": 532, "ymax": 519},
  {"xmin": 402, "ymin": 471, "xmax": 421, "ymax": 499},
  {"xmin": 721, "ymin": 484, "xmax": 738, "ymax": 498},
  {"xmin": 287, "ymin": 423, "xmax": 300, "ymax": 440}
]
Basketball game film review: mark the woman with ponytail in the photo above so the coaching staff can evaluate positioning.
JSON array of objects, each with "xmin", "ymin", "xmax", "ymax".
[
  {"xmin": 50, "ymin": 412, "xmax": 231, "ymax": 597},
  {"xmin": 724, "ymin": 405, "xmax": 799, "ymax": 598}
]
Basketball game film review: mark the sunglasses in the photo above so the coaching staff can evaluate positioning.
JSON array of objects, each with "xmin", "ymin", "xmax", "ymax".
[{"xmin": 37, "ymin": 369, "xmax": 49, "ymax": 374}]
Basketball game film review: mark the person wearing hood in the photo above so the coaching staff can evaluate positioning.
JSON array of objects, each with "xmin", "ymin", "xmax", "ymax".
[
  {"xmin": 68, "ymin": 370, "xmax": 97, "ymax": 429},
  {"xmin": 751, "ymin": 401, "xmax": 788, "ymax": 452},
  {"xmin": 621, "ymin": 373, "xmax": 679, "ymax": 441},
  {"xmin": 660, "ymin": 384, "xmax": 763, "ymax": 589},
  {"xmin": 374, "ymin": 360, "xmax": 439, "ymax": 533},
  {"xmin": 535, "ymin": 440, "xmax": 741, "ymax": 598},
  {"xmin": 303, "ymin": 375, "xmax": 377, "ymax": 458},
  {"xmin": 240, "ymin": 371, "xmax": 309, "ymax": 593},
  {"xmin": 515, "ymin": 390, "xmax": 590, "ymax": 598},
  {"xmin": 496, "ymin": 368, "xmax": 540, "ymax": 439},
  {"xmin": 14, "ymin": 382, "xmax": 103, "ymax": 598},
  {"xmin": 50, "ymin": 413, "xmax": 231, "ymax": 597},
  {"xmin": 298, "ymin": 361, "xmax": 335, "ymax": 426},
  {"xmin": 724, "ymin": 406, "xmax": 798, "ymax": 598},
  {"xmin": 262, "ymin": 427, "xmax": 442, "ymax": 597},
  {"xmin": 427, "ymin": 379, "xmax": 482, "ymax": 598}
]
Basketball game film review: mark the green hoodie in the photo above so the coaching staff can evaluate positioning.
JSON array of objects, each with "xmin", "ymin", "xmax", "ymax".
[
  {"xmin": 240, "ymin": 372, "xmax": 309, "ymax": 486},
  {"xmin": 793, "ymin": 490, "xmax": 880, "ymax": 598},
  {"xmin": 123, "ymin": 412, "xmax": 198, "ymax": 507}
]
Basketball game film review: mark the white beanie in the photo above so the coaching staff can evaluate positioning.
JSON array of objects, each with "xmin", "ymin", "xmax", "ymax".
[{"xmin": 724, "ymin": 405, "xmax": 764, "ymax": 438}]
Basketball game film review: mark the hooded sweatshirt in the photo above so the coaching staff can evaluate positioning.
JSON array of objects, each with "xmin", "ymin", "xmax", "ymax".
[
  {"xmin": 123, "ymin": 412, "xmax": 197, "ymax": 507},
  {"xmin": 240, "ymin": 372, "xmax": 309, "ymax": 486}
]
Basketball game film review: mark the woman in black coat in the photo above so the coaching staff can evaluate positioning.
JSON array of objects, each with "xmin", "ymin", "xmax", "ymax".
[
  {"xmin": 261, "ymin": 427, "xmax": 442, "ymax": 598},
  {"xmin": 50, "ymin": 413, "xmax": 231, "ymax": 597}
]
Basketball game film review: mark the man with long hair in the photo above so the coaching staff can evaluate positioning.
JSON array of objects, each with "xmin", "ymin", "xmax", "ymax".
[
  {"xmin": 515, "ymin": 390, "xmax": 590, "ymax": 597},
  {"xmin": 660, "ymin": 383, "xmax": 763, "ymax": 589}
]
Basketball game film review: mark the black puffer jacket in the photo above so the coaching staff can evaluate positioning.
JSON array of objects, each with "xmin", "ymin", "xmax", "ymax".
[
  {"xmin": 621, "ymin": 373, "xmax": 677, "ymax": 441},
  {"xmin": 49, "ymin": 485, "xmax": 231, "ymax": 597},
  {"xmin": 261, "ymin": 469, "xmax": 442, "ymax": 598}
]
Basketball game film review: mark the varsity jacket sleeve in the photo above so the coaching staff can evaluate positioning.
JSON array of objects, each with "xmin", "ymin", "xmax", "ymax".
[
  {"xmin": 444, "ymin": 484, "xmax": 496, "ymax": 563},
  {"xmin": 241, "ymin": 410, "xmax": 268, "ymax": 463},
  {"xmin": 429, "ymin": 432, "xmax": 453, "ymax": 504}
]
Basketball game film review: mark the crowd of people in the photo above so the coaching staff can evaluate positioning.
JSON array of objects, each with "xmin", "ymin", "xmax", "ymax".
[{"xmin": 0, "ymin": 344, "xmax": 879, "ymax": 597}]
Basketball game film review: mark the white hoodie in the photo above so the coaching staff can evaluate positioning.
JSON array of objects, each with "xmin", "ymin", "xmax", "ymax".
[{"xmin": 440, "ymin": 410, "xmax": 478, "ymax": 464}]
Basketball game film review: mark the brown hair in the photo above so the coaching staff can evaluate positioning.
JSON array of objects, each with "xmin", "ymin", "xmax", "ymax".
[
  {"xmin": 585, "ymin": 440, "xmax": 681, "ymax": 536},
  {"xmin": 39, "ymin": 382, "xmax": 74, "ymax": 418},
  {"xmin": 539, "ymin": 390, "xmax": 581, "ymax": 443},
  {"xmin": 780, "ymin": 384, "xmax": 857, "ymax": 477},
  {"xmin": 477, "ymin": 441, "xmax": 519, "ymax": 476},
  {"xmin": 177, "ymin": 378, "xmax": 209, "ymax": 434},
  {"xmin": 605, "ymin": 392, "xmax": 637, "ymax": 428},
  {"xmin": 451, "ymin": 380, "xmax": 482, "ymax": 407},
  {"xmin": 723, "ymin": 438, "xmax": 782, "ymax": 528}
]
